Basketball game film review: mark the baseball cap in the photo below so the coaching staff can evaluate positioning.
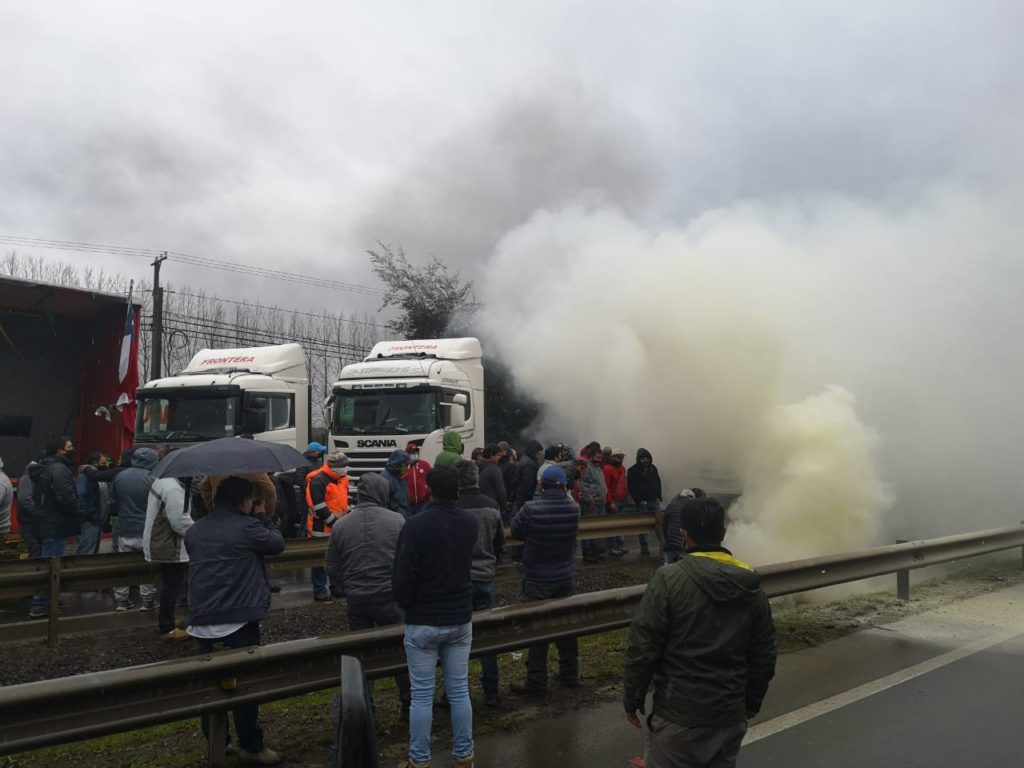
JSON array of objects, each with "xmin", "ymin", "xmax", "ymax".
[
  {"xmin": 541, "ymin": 465, "xmax": 567, "ymax": 486},
  {"xmin": 611, "ymin": 448, "xmax": 625, "ymax": 456},
  {"xmin": 307, "ymin": 441, "xmax": 327, "ymax": 453},
  {"xmin": 406, "ymin": 442, "xmax": 419, "ymax": 454}
]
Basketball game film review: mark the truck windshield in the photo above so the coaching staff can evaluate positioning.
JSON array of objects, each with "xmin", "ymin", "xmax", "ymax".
[
  {"xmin": 136, "ymin": 391, "xmax": 241, "ymax": 442},
  {"xmin": 332, "ymin": 389, "xmax": 440, "ymax": 435}
]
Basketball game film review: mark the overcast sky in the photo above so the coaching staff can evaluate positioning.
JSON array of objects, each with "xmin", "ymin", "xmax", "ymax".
[
  {"xmin": 3, "ymin": 1, "xmax": 1023, "ymax": 536},
  {"xmin": 2, "ymin": 2, "xmax": 1019, "ymax": 310}
]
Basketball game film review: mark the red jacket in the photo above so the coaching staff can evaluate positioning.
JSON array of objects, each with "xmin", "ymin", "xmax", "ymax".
[
  {"xmin": 603, "ymin": 463, "xmax": 628, "ymax": 503},
  {"xmin": 406, "ymin": 458, "xmax": 432, "ymax": 506}
]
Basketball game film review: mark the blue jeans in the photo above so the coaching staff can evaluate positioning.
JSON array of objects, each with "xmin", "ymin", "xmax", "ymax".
[
  {"xmin": 638, "ymin": 500, "xmax": 658, "ymax": 553},
  {"xmin": 472, "ymin": 582, "xmax": 499, "ymax": 693},
  {"xmin": 77, "ymin": 522, "xmax": 101, "ymax": 555},
  {"xmin": 306, "ymin": 529, "xmax": 331, "ymax": 597},
  {"xmin": 30, "ymin": 538, "xmax": 68, "ymax": 613},
  {"xmin": 580, "ymin": 502, "xmax": 603, "ymax": 558},
  {"xmin": 404, "ymin": 622, "xmax": 474, "ymax": 764}
]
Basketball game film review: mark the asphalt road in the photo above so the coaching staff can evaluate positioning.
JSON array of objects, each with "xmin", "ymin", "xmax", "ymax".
[{"xmin": 468, "ymin": 581, "xmax": 1024, "ymax": 768}]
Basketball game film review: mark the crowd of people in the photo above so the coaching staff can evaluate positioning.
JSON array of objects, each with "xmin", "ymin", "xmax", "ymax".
[{"xmin": 6, "ymin": 434, "xmax": 776, "ymax": 768}]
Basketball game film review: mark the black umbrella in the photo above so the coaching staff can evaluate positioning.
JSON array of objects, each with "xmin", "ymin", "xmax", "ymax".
[{"xmin": 151, "ymin": 436, "xmax": 311, "ymax": 479}]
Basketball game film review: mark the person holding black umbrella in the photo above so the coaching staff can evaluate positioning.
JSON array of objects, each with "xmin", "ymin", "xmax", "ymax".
[{"xmin": 185, "ymin": 475, "xmax": 285, "ymax": 766}]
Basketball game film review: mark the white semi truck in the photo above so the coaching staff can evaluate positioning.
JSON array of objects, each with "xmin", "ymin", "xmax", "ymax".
[
  {"xmin": 327, "ymin": 337, "xmax": 485, "ymax": 482},
  {"xmin": 135, "ymin": 343, "xmax": 310, "ymax": 450}
]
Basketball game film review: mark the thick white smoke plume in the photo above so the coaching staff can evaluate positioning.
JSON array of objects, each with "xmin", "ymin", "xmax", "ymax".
[{"xmin": 479, "ymin": 189, "xmax": 1023, "ymax": 562}]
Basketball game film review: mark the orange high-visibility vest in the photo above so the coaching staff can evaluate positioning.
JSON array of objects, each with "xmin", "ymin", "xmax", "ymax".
[{"xmin": 305, "ymin": 465, "xmax": 349, "ymax": 536}]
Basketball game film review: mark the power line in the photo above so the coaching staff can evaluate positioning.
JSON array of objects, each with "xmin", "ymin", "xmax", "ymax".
[
  {"xmin": 0, "ymin": 234, "xmax": 387, "ymax": 298},
  {"xmin": 165, "ymin": 290, "xmax": 390, "ymax": 330}
]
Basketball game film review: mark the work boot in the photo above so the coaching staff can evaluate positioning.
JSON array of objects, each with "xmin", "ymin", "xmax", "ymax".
[
  {"xmin": 452, "ymin": 754, "xmax": 475, "ymax": 767},
  {"xmin": 509, "ymin": 680, "xmax": 546, "ymax": 697},
  {"xmin": 484, "ymin": 689, "xmax": 500, "ymax": 707},
  {"xmin": 161, "ymin": 628, "xmax": 191, "ymax": 641},
  {"xmin": 238, "ymin": 747, "xmax": 282, "ymax": 766},
  {"xmin": 313, "ymin": 593, "xmax": 334, "ymax": 604}
]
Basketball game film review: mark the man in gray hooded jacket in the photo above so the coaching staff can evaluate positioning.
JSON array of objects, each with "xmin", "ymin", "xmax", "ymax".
[
  {"xmin": 111, "ymin": 447, "xmax": 158, "ymax": 611},
  {"xmin": 324, "ymin": 472, "xmax": 410, "ymax": 712}
]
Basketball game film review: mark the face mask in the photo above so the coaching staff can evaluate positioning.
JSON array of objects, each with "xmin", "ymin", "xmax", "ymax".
[
  {"xmin": 409, "ymin": 453, "xmax": 419, "ymax": 463},
  {"xmin": 64, "ymin": 450, "xmax": 77, "ymax": 463}
]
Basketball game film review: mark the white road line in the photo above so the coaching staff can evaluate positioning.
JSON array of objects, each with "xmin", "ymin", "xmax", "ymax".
[{"xmin": 743, "ymin": 626, "xmax": 1024, "ymax": 745}]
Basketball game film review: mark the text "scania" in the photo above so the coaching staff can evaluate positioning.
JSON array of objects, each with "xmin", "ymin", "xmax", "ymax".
[{"xmin": 356, "ymin": 439, "xmax": 399, "ymax": 448}]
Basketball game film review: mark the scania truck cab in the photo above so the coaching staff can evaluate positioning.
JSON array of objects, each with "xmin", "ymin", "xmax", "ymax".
[
  {"xmin": 328, "ymin": 338, "xmax": 484, "ymax": 482},
  {"xmin": 135, "ymin": 344, "xmax": 310, "ymax": 450}
]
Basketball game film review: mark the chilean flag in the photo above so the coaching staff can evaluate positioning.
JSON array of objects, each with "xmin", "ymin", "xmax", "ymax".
[{"xmin": 116, "ymin": 285, "xmax": 134, "ymax": 409}]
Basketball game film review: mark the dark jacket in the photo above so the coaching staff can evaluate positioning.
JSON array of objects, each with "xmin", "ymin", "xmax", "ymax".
[
  {"xmin": 515, "ymin": 440, "xmax": 543, "ymax": 507},
  {"xmin": 511, "ymin": 489, "xmax": 580, "ymax": 582},
  {"xmin": 185, "ymin": 505, "xmax": 285, "ymax": 625},
  {"xmin": 16, "ymin": 467, "xmax": 36, "ymax": 530},
  {"xmin": 623, "ymin": 549, "xmax": 777, "ymax": 727},
  {"xmin": 325, "ymin": 474, "xmax": 405, "ymax": 605},
  {"xmin": 392, "ymin": 499, "xmax": 478, "ymax": 626},
  {"xmin": 28, "ymin": 456, "xmax": 79, "ymax": 539},
  {"xmin": 456, "ymin": 486, "xmax": 505, "ymax": 582},
  {"xmin": 661, "ymin": 493, "xmax": 693, "ymax": 553},
  {"xmin": 111, "ymin": 448, "xmax": 159, "ymax": 538},
  {"xmin": 76, "ymin": 465, "xmax": 103, "ymax": 526},
  {"xmin": 579, "ymin": 460, "xmax": 607, "ymax": 505},
  {"xmin": 381, "ymin": 449, "xmax": 411, "ymax": 518},
  {"xmin": 499, "ymin": 456, "xmax": 518, "ymax": 508},
  {"xmin": 434, "ymin": 431, "xmax": 464, "ymax": 469},
  {"xmin": 477, "ymin": 461, "xmax": 507, "ymax": 510},
  {"xmin": 627, "ymin": 448, "xmax": 662, "ymax": 504}
]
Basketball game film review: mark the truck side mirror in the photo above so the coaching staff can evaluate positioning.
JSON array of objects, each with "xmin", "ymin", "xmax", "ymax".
[
  {"xmin": 446, "ymin": 392, "xmax": 468, "ymax": 428},
  {"xmin": 448, "ymin": 404, "xmax": 466, "ymax": 429}
]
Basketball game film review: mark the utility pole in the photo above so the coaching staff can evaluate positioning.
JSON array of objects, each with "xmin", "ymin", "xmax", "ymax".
[{"xmin": 150, "ymin": 253, "xmax": 168, "ymax": 380}]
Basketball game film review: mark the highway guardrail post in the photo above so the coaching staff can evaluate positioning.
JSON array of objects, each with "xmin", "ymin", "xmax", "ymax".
[
  {"xmin": 46, "ymin": 557, "xmax": 61, "ymax": 645},
  {"xmin": 207, "ymin": 710, "xmax": 228, "ymax": 767},
  {"xmin": 895, "ymin": 540, "xmax": 910, "ymax": 601}
]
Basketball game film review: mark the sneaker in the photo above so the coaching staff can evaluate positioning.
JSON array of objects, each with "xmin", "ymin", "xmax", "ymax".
[
  {"xmin": 509, "ymin": 680, "xmax": 546, "ymax": 697},
  {"xmin": 484, "ymin": 689, "xmax": 500, "ymax": 707},
  {"xmin": 238, "ymin": 747, "xmax": 282, "ymax": 766},
  {"xmin": 452, "ymin": 755, "xmax": 475, "ymax": 768},
  {"xmin": 28, "ymin": 608, "xmax": 46, "ymax": 619},
  {"xmin": 397, "ymin": 760, "xmax": 431, "ymax": 768},
  {"xmin": 114, "ymin": 600, "xmax": 135, "ymax": 612},
  {"xmin": 139, "ymin": 599, "xmax": 158, "ymax": 612},
  {"xmin": 313, "ymin": 593, "xmax": 334, "ymax": 604},
  {"xmin": 161, "ymin": 628, "xmax": 191, "ymax": 641}
]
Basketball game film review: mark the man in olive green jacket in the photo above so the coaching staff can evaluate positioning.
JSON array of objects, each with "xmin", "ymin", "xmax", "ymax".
[{"xmin": 623, "ymin": 497, "xmax": 776, "ymax": 768}]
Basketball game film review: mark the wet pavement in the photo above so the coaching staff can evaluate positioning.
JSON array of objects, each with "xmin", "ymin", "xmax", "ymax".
[{"xmin": 466, "ymin": 582, "xmax": 1024, "ymax": 767}]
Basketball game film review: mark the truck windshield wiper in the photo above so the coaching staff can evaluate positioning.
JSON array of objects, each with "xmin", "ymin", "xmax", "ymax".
[{"xmin": 163, "ymin": 431, "xmax": 208, "ymax": 441}]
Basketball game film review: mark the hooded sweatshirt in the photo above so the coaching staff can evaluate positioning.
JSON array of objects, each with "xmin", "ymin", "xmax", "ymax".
[
  {"xmin": 456, "ymin": 479, "xmax": 505, "ymax": 582},
  {"xmin": 623, "ymin": 548, "xmax": 777, "ymax": 727},
  {"xmin": 325, "ymin": 473, "xmax": 405, "ymax": 605},
  {"xmin": 381, "ymin": 449, "xmax": 411, "ymax": 518},
  {"xmin": 0, "ymin": 458, "xmax": 12, "ymax": 534},
  {"xmin": 627, "ymin": 448, "xmax": 662, "ymax": 504},
  {"xmin": 111, "ymin": 448, "xmax": 159, "ymax": 538},
  {"xmin": 433, "ymin": 431, "xmax": 464, "ymax": 469}
]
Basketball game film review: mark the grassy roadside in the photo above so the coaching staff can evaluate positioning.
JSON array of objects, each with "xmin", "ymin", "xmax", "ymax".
[{"xmin": 8, "ymin": 556, "xmax": 1022, "ymax": 768}]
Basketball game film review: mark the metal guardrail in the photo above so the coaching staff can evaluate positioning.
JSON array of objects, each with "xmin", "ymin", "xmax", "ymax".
[
  {"xmin": 0, "ymin": 523, "xmax": 1021, "ymax": 760},
  {"xmin": 0, "ymin": 512, "xmax": 658, "ymax": 599}
]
